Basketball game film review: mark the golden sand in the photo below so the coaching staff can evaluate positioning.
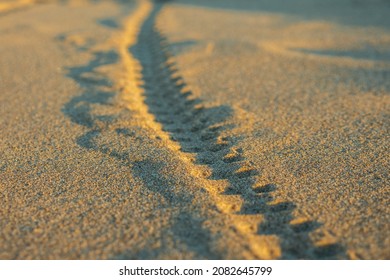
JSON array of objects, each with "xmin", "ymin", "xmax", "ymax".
[{"xmin": 0, "ymin": 0, "xmax": 389, "ymax": 259}]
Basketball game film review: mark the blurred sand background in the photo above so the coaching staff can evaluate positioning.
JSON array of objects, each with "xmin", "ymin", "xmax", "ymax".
[{"xmin": 0, "ymin": 0, "xmax": 389, "ymax": 259}]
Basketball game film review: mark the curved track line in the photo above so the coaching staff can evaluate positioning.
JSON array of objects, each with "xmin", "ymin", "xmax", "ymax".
[{"xmin": 126, "ymin": 0, "xmax": 345, "ymax": 259}]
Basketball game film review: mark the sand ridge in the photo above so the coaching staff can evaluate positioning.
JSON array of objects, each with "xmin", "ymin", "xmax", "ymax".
[{"xmin": 125, "ymin": 0, "xmax": 345, "ymax": 259}]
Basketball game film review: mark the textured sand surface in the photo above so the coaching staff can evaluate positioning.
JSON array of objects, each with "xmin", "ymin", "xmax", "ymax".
[
  {"xmin": 0, "ymin": 0, "xmax": 389, "ymax": 259},
  {"xmin": 156, "ymin": 0, "xmax": 390, "ymax": 259}
]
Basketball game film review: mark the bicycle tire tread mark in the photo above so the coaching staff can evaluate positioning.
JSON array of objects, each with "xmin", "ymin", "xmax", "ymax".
[{"xmin": 131, "ymin": 1, "xmax": 345, "ymax": 259}]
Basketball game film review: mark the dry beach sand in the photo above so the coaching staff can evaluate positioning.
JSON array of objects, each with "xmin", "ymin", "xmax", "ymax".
[{"xmin": 0, "ymin": 0, "xmax": 389, "ymax": 259}]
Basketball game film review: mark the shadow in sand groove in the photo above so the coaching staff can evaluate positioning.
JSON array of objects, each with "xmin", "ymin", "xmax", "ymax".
[
  {"xmin": 130, "ymin": 0, "xmax": 346, "ymax": 259},
  {"xmin": 60, "ymin": 25, "xmax": 222, "ymax": 259}
]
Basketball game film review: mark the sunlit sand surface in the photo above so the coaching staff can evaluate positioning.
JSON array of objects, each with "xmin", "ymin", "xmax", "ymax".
[{"xmin": 0, "ymin": 0, "xmax": 389, "ymax": 259}]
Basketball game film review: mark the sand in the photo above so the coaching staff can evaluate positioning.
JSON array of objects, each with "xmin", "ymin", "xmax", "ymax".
[{"xmin": 0, "ymin": 0, "xmax": 389, "ymax": 259}]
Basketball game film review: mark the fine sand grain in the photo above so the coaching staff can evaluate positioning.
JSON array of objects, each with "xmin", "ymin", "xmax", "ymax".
[{"xmin": 0, "ymin": 0, "xmax": 389, "ymax": 259}]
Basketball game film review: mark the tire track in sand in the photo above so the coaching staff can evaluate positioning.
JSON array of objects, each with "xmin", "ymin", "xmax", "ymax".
[
  {"xmin": 128, "ymin": 0, "xmax": 345, "ymax": 259},
  {"xmin": 62, "ymin": 0, "xmax": 258, "ymax": 259}
]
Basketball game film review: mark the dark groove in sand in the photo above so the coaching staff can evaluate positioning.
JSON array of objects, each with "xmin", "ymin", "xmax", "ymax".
[{"xmin": 131, "ymin": 0, "xmax": 345, "ymax": 259}]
